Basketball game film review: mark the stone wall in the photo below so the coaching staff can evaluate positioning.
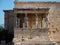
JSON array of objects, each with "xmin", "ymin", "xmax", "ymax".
[
  {"xmin": 48, "ymin": 4, "xmax": 60, "ymax": 42},
  {"xmin": 4, "ymin": 10, "xmax": 14, "ymax": 34}
]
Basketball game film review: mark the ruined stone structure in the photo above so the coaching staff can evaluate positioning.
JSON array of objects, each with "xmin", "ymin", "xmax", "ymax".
[{"xmin": 4, "ymin": 0, "xmax": 60, "ymax": 45}]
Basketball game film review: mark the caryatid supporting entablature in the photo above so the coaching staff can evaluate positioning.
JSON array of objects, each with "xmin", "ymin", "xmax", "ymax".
[{"xmin": 14, "ymin": 8, "xmax": 49, "ymax": 29}]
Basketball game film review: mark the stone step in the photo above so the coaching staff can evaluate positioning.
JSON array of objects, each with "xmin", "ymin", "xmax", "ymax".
[{"xmin": 14, "ymin": 41, "xmax": 56, "ymax": 45}]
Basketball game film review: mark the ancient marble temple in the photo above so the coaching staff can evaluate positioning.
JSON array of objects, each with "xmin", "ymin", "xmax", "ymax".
[{"xmin": 4, "ymin": 0, "xmax": 60, "ymax": 45}]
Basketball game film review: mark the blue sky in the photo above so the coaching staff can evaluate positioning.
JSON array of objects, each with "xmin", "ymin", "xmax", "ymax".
[{"xmin": 0, "ymin": 0, "xmax": 60, "ymax": 25}]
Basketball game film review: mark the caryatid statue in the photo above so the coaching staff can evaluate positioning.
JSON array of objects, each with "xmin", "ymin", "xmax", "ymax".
[
  {"xmin": 35, "ymin": 14, "xmax": 38, "ymax": 28},
  {"xmin": 24, "ymin": 14, "xmax": 28, "ymax": 28}
]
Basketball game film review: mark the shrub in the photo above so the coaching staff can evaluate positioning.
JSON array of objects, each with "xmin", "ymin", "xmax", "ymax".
[{"xmin": 0, "ymin": 27, "xmax": 14, "ymax": 43}]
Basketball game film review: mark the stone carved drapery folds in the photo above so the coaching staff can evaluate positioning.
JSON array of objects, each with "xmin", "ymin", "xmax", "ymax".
[
  {"xmin": 35, "ymin": 13, "xmax": 38, "ymax": 29},
  {"xmin": 42, "ymin": 15, "xmax": 48, "ymax": 29},
  {"xmin": 24, "ymin": 13, "xmax": 28, "ymax": 28},
  {"xmin": 16, "ymin": 17, "xmax": 20, "ymax": 28}
]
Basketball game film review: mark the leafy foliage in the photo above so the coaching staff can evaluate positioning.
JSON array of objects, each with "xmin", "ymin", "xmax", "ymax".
[{"xmin": 0, "ymin": 27, "xmax": 14, "ymax": 43}]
